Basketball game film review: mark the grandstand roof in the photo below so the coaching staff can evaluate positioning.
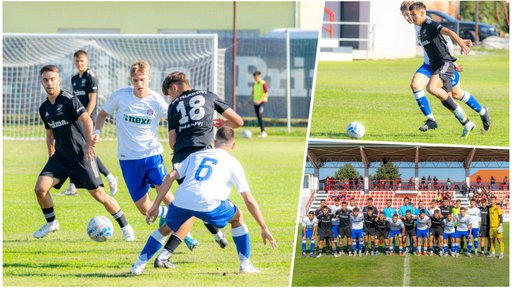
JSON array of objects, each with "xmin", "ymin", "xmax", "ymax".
[{"xmin": 308, "ymin": 139, "xmax": 509, "ymax": 165}]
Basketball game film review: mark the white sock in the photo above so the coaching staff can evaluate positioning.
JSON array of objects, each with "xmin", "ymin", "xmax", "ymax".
[
  {"xmin": 106, "ymin": 173, "xmax": 116, "ymax": 183},
  {"xmin": 157, "ymin": 247, "xmax": 171, "ymax": 260},
  {"xmin": 158, "ymin": 206, "xmax": 168, "ymax": 218},
  {"xmin": 215, "ymin": 230, "xmax": 225, "ymax": 240},
  {"xmin": 186, "ymin": 232, "xmax": 192, "ymax": 238},
  {"xmin": 68, "ymin": 182, "xmax": 76, "ymax": 191},
  {"xmin": 479, "ymin": 107, "xmax": 487, "ymax": 116}
]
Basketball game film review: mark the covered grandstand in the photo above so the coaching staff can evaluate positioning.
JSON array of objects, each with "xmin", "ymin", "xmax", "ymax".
[{"xmin": 303, "ymin": 139, "xmax": 510, "ymax": 218}]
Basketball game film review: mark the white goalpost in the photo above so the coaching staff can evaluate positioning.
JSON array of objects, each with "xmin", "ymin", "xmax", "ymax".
[{"xmin": 3, "ymin": 33, "xmax": 221, "ymax": 140}]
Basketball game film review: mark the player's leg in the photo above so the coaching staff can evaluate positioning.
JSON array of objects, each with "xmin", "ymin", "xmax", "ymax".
[
  {"xmin": 347, "ymin": 236, "xmax": 353, "ymax": 256},
  {"xmin": 131, "ymin": 223, "xmax": 175, "ymax": 274},
  {"xmin": 254, "ymin": 103, "xmax": 267, "ymax": 136},
  {"xmin": 411, "ymin": 69, "xmax": 437, "ymax": 131},
  {"xmin": 412, "ymin": 236, "xmax": 417, "ymax": 255},
  {"xmin": 454, "ymin": 236, "xmax": 461, "ymax": 256},
  {"xmin": 452, "ymin": 80, "xmax": 490, "ymax": 131},
  {"xmin": 497, "ymin": 234, "xmax": 504, "ymax": 259},
  {"xmin": 317, "ymin": 238, "xmax": 324, "ymax": 257},
  {"xmin": 227, "ymin": 206, "xmax": 260, "ymax": 272},
  {"xmin": 331, "ymin": 239, "xmax": 338, "ymax": 257},
  {"xmin": 309, "ymin": 234, "xmax": 316, "ymax": 257},
  {"xmin": 301, "ymin": 232, "xmax": 307, "ymax": 257},
  {"xmin": 95, "ymin": 156, "xmax": 118, "ymax": 196},
  {"xmin": 358, "ymin": 231, "xmax": 364, "ymax": 256},
  {"xmin": 34, "ymin": 175, "xmax": 62, "ymax": 238},
  {"xmin": 466, "ymin": 233, "xmax": 473, "ymax": 256},
  {"xmin": 364, "ymin": 233, "xmax": 369, "ymax": 255}
]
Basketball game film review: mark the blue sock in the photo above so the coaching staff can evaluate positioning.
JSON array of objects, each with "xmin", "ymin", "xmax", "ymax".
[
  {"xmin": 352, "ymin": 242, "xmax": 357, "ymax": 252},
  {"xmin": 474, "ymin": 239, "xmax": 479, "ymax": 250},
  {"xmin": 414, "ymin": 90, "xmax": 435, "ymax": 120},
  {"xmin": 158, "ymin": 205, "xmax": 168, "ymax": 218},
  {"xmin": 444, "ymin": 244, "xmax": 448, "ymax": 253},
  {"xmin": 232, "ymin": 224, "xmax": 250, "ymax": 261},
  {"xmin": 302, "ymin": 241, "xmax": 306, "ymax": 253},
  {"xmin": 461, "ymin": 91, "xmax": 484, "ymax": 114},
  {"xmin": 310, "ymin": 241, "xmax": 315, "ymax": 253},
  {"xmin": 139, "ymin": 230, "xmax": 167, "ymax": 262},
  {"xmin": 358, "ymin": 241, "xmax": 363, "ymax": 252},
  {"xmin": 468, "ymin": 243, "xmax": 473, "ymax": 253}
]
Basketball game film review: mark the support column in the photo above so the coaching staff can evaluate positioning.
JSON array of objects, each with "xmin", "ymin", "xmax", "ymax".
[
  {"xmin": 464, "ymin": 148, "xmax": 476, "ymax": 188},
  {"xmin": 414, "ymin": 147, "xmax": 419, "ymax": 190},
  {"xmin": 360, "ymin": 147, "xmax": 370, "ymax": 194}
]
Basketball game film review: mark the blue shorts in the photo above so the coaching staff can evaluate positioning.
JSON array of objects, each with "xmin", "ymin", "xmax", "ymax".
[
  {"xmin": 166, "ymin": 200, "xmax": 237, "ymax": 232},
  {"xmin": 390, "ymin": 230, "xmax": 402, "ymax": 239},
  {"xmin": 416, "ymin": 63, "xmax": 460, "ymax": 87},
  {"xmin": 417, "ymin": 228, "xmax": 429, "ymax": 238},
  {"xmin": 455, "ymin": 230, "xmax": 470, "ymax": 239},
  {"xmin": 470, "ymin": 228, "xmax": 479, "ymax": 238},
  {"xmin": 351, "ymin": 228, "xmax": 364, "ymax": 240},
  {"xmin": 444, "ymin": 232, "xmax": 455, "ymax": 240},
  {"xmin": 119, "ymin": 154, "xmax": 167, "ymax": 202},
  {"xmin": 331, "ymin": 225, "xmax": 339, "ymax": 238},
  {"xmin": 302, "ymin": 230, "xmax": 314, "ymax": 240}
]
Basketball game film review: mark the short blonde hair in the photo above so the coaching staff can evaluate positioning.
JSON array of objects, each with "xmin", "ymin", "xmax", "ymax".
[
  {"xmin": 400, "ymin": 1, "xmax": 415, "ymax": 12},
  {"xmin": 130, "ymin": 60, "xmax": 150, "ymax": 77}
]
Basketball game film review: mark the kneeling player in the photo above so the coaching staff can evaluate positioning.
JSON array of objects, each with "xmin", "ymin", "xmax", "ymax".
[
  {"xmin": 455, "ymin": 207, "xmax": 473, "ymax": 257},
  {"xmin": 131, "ymin": 127, "xmax": 277, "ymax": 274},
  {"xmin": 302, "ymin": 211, "xmax": 318, "ymax": 258},
  {"xmin": 375, "ymin": 212, "xmax": 390, "ymax": 256},
  {"xmin": 317, "ymin": 206, "xmax": 339, "ymax": 257},
  {"xmin": 363, "ymin": 208, "xmax": 377, "ymax": 255},
  {"xmin": 350, "ymin": 208, "xmax": 365, "ymax": 256},
  {"xmin": 402, "ymin": 210, "xmax": 418, "ymax": 255},
  {"xmin": 388, "ymin": 214, "xmax": 405, "ymax": 256},
  {"xmin": 337, "ymin": 202, "xmax": 352, "ymax": 255},
  {"xmin": 416, "ymin": 209, "xmax": 431, "ymax": 256},
  {"xmin": 443, "ymin": 213, "xmax": 457, "ymax": 256}
]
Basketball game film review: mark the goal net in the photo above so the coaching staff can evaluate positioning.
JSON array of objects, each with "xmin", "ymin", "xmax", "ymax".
[{"xmin": 3, "ymin": 33, "xmax": 220, "ymax": 140}]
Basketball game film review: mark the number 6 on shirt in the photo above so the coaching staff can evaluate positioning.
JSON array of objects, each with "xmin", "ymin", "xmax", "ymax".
[{"xmin": 194, "ymin": 157, "xmax": 218, "ymax": 181}]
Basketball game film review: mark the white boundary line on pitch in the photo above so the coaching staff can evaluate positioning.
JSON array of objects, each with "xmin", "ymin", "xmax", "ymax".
[{"xmin": 402, "ymin": 253, "xmax": 411, "ymax": 287}]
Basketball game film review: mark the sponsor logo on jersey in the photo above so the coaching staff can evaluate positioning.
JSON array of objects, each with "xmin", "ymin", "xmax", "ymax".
[
  {"xmin": 178, "ymin": 121, "xmax": 204, "ymax": 131},
  {"xmin": 48, "ymin": 119, "xmax": 69, "ymax": 128},
  {"xmin": 147, "ymin": 108, "xmax": 154, "ymax": 116},
  {"xmin": 56, "ymin": 104, "xmax": 64, "ymax": 115},
  {"xmin": 81, "ymin": 79, "xmax": 86, "ymax": 86},
  {"xmin": 123, "ymin": 114, "xmax": 152, "ymax": 125},
  {"xmin": 74, "ymin": 90, "xmax": 86, "ymax": 96}
]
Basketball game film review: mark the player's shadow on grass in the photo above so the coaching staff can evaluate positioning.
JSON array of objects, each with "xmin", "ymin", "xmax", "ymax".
[{"xmin": 6, "ymin": 271, "xmax": 131, "ymax": 278}]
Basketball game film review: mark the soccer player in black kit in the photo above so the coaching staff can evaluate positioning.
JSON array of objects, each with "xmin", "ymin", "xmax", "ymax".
[
  {"xmin": 59, "ymin": 50, "xmax": 118, "ymax": 196},
  {"xmin": 34, "ymin": 65, "xmax": 134, "ymax": 240},
  {"xmin": 402, "ymin": 210, "xmax": 418, "ymax": 255},
  {"xmin": 429, "ymin": 209, "xmax": 445, "ymax": 256},
  {"xmin": 375, "ymin": 212, "xmax": 390, "ymax": 256},
  {"xmin": 153, "ymin": 71, "xmax": 244, "ymax": 268},
  {"xmin": 409, "ymin": 2, "xmax": 479, "ymax": 138},
  {"xmin": 478, "ymin": 198, "xmax": 491, "ymax": 255},
  {"xmin": 336, "ymin": 201, "xmax": 352, "ymax": 255},
  {"xmin": 363, "ymin": 208, "xmax": 378, "ymax": 255},
  {"xmin": 316, "ymin": 207, "xmax": 339, "ymax": 258}
]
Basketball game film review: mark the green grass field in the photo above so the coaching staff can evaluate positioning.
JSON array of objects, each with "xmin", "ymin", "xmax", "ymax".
[
  {"xmin": 3, "ymin": 127, "xmax": 306, "ymax": 286},
  {"xmin": 309, "ymin": 49, "xmax": 509, "ymax": 146},
  {"xmin": 292, "ymin": 223, "xmax": 509, "ymax": 286}
]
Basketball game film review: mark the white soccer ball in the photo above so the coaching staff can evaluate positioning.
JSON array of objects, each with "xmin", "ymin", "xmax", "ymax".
[
  {"xmin": 346, "ymin": 121, "xmax": 365, "ymax": 139},
  {"xmin": 87, "ymin": 216, "xmax": 114, "ymax": 242},
  {"xmin": 241, "ymin": 130, "xmax": 252, "ymax": 139}
]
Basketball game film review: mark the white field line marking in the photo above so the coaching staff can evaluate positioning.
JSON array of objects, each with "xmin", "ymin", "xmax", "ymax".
[{"xmin": 403, "ymin": 253, "xmax": 411, "ymax": 287}]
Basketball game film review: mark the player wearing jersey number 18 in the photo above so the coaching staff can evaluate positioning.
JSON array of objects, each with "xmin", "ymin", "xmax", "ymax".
[{"xmin": 130, "ymin": 127, "xmax": 277, "ymax": 274}]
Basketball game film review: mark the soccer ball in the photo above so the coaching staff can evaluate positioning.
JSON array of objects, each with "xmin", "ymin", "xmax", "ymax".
[
  {"xmin": 346, "ymin": 121, "xmax": 365, "ymax": 139},
  {"xmin": 87, "ymin": 216, "xmax": 113, "ymax": 242},
  {"xmin": 241, "ymin": 130, "xmax": 252, "ymax": 139}
]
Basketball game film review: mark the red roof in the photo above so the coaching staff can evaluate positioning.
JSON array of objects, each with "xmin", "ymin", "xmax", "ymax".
[{"xmin": 470, "ymin": 170, "xmax": 509, "ymax": 182}]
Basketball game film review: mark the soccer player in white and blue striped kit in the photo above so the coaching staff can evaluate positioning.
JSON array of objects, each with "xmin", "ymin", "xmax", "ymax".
[
  {"xmin": 455, "ymin": 207, "xmax": 473, "ymax": 257},
  {"xmin": 467, "ymin": 198, "xmax": 482, "ymax": 256},
  {"xmin": 389, "ymin": 214, "xmax": 405, "ymax": 256},
  {"xmin": 416, "ymin": 209, "xmax": 431, "ymax": 256},
  {"xmin": 443, "ymin": 214, "xmax": 457, "ymax": 256},
  {"xmin": 302, "ymin": 211, "xmax": 318, "ymax": 257},
  {"xmin": 130, "ymin": 127, "xmax": 277, "ymax": 274},
  {"xmin": 350, "ymin": 208, "xmax": 365, "ymax": 256}
]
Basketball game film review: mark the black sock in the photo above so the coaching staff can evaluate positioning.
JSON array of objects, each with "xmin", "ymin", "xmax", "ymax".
[
  {"xmin": 204, "ymin": 222, "xmax": 219, "ymax": 234},
  {"xmin": 96, "ymin": 157, "xmax": 110, "ymax": 176},
  {"xmin": 441, "ymin": 97, "xmax": 458, "ymax": 111},
  {"xmin": 111, "ymin": 210, "xmax": 128, "ymax": 228},
  {"xmin": 164, "ymin": 234, "xmax": 182, "ymax": 253},
  {"xmin": 42, "ymin": 207, "xmax": 55, "ymax": 223}
]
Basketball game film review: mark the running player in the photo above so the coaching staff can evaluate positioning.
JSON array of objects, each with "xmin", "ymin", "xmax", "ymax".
[
  {"xmin": 337, "ymin": 201, "xmax": 352, "ymax": 256},
  {"xmin": 400, "ymin": 1, "xmax": 490, "ymax": 132},
  {"xmin": 34, "ymin": 65, "xmax": 134, "ymax": 240},
  {"xmin": 429, "ymin": 210, "xmax": 445, "ymax": 256},
  {"xmin": 375, "ymin": 212, "xmax": 391, "ymax": 256},
  {"xmin": 416, "ymin": 209, "xmax": 431, "ymax": 256},
  {"xmin": 95, "ymin": 61, "xmax": 198, "ymax": 249},
  {"xmin": 302, "ymin": 211, "xmax": 318, "ymax": 258},
  {"xmin": 478, "ymin": 198, "xmax": 491, "ymax": 255},
  {"xmin": 350, "ymin": 208, "xmax": 365, "ymax": 256},
  {"xmin": 442, "ymin": 213, "xmax": 457, "ymax": 256},
  {"xmin": 488, "ymin": 196, "xmax": 504, "ymax": 259},
  {"xmin": 363, "ymin": 208, "xmax": 377, "ymax": 255},
  {"xmin": 388, "ymin": 214, "xmax": 405, "ymax": 256},
  {"xmin": 131, "ymin": 127, "xmax": 277, "ymax": 274},
  {"xmin": 159, "ymin": 71, "xmax": 244, "ymax": 258},
  {"xmin": 466, "ymin": 198, "xmax": 481, "ymax": 256},
  {"xmin": 455, "ymin": 207, "xmax": 473, "ymax": 257},
  {"xmin": 409, "ymin": 2, "xmax": 477, "ymax": 137},
  {"xmin": 60, "ymin": 50, "xmax": 118, "ymax": 196},
  {"xmin": 402, "ymin": 210, "xmax": 418, "ymax": 255},
  {"xmin": 316, "ymin": 206, "xmax": 339, "ymax": 258}
]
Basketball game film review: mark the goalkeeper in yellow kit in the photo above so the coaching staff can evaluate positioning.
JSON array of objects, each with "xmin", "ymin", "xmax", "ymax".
[{"xmin": 488, "ymin": 196, "xmax": 505, "ymax": 259}]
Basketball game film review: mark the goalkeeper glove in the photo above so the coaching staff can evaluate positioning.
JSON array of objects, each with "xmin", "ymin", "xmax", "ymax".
[{"xmin": 497, "ymin": 225, "xmax": 503, "ymax": 234}]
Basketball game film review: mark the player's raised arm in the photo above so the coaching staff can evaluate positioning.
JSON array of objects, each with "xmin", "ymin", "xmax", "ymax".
[
  {"xmin": 45, "ymin": 129, "xmax": 55, "ymax": 157},
  {"xmin": 440, "ymin": 27, "xmax": 470, "ymax": 55},
  {"xmin": 240, "ymin": 191, "xmax": 277, "ymax": 248}
]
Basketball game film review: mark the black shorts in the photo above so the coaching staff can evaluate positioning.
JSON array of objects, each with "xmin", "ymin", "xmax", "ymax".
[
  {"xmin": 429, "ymin": 229, "xmax": 443, "ymax": 238},
  {"xmin": 339, "ymin": 226, "xmax": 352, "ymax": 238},
  {"xmin": 254, "ymin": 102, "xmax": 265, "ymax": 115},
  {"xmin": 172, "ymin": 146, "xmax": 211, "ymax": 165},
  {"xmin": 480, "ymin": 225, "xmax": 489, "ymax": 237},
  {"xmin": 376, "ymin": 230, "xmax": 389, "ymax": 239},
  {"xmin": 364, "ymin": 228, "xmax": 376, "ymax": 236},
  {"xmin": 318, "ymin": 229, "xmax": 334, "ymax": 241},
  {"xmin": 432, "ymin": 61, "xmax": 455, "ymax": 93},
  {"xmin": 404, "ymin": 230, "xmax": 416, "ymax": 238},
  {"xmin": 40, "ymin": 154, "xmax": 103, "ymax": 190}
]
